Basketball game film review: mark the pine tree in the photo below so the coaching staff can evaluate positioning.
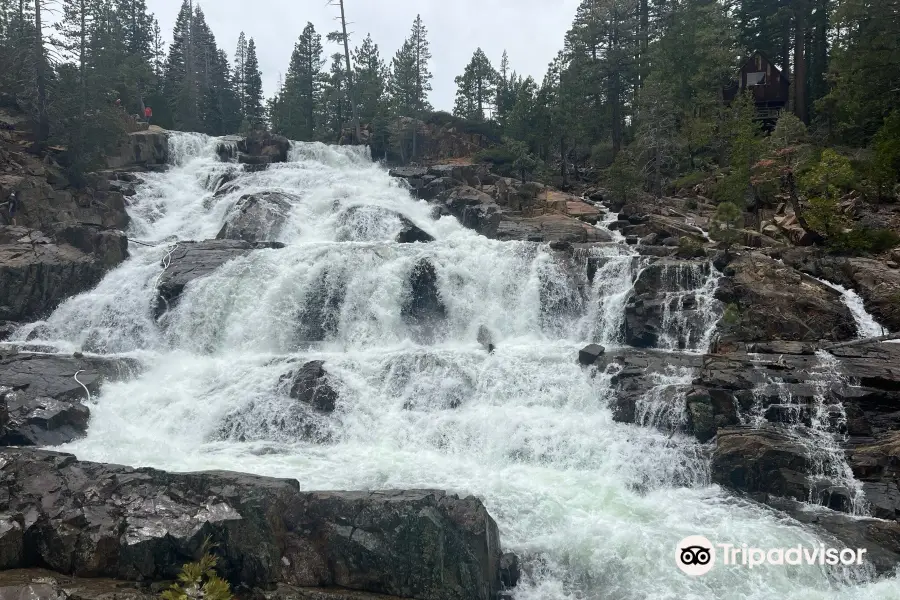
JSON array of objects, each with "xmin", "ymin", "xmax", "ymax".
[
  {"xmin": 453, "ymin": 48, "xmax": 498, "ymax": 121},
  {"xmin": 272, "ymin": 22, "xmax": 325, "ymax": 140},
  {"xmin": 163, "ymin": 0, "xmax": 199, "ymax": 130},
  {"xmin": 233, "ymin": 31, "xmax": 247, "ymax": 116},
  {"xmin": 321, "ymin": 52, "xmax": 347, "ymax": 141},
  {"xmin": 243, "ymin": 37, "xmax": 263, "ymax": 128},
  {"xmin": 353, "ymin": 33, "xmax": 387, "ymax": 125}
]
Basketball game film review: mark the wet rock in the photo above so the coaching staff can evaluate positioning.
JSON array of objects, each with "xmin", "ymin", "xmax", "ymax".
[
  {"xmin": 578, "ymin": 344, "xmax": 605, "ymax": 366},
  {"xmin": 402, "ymin": 260, "xmax": 446, "ymax": 326},
  {"xmin": 335, "ymin": 206, "xmax": 434, "ymax": 244},
  {"xmin": 685, "ymin": 390, "xmax": 716, "ymax": 443},
  {"xmin": 396, "ymin": 215, "xmax": 435, "ymax": 243},
  {"xmin": 155, "ymin": 240, "xmax": 284, "ymax": 318},
  {"xmin": 106, "ymin": 128, "xmax": 168, "ymax": 169},
  {"xmin": 216, "ymin": 192, "xmax": 295, "ymax": 242},
  {"xmin": 0, "ymin": 353, "xmax": 138, "ymax": 446},
  {"xmin": 477, "ymin": 325, "xmax": 495, "ymax": 353},
  {"xmin": 0, "ymin": 227, "xmax": 109, "ymax": 322},
  {"xmin": 50, "ymin": 224, "xmax": 129, "ymax": 268},
  {"xmin": 0, "ymin": 322, "xmax": 16, "ymax": 341},
  {"xmin": 237, "ymin": 131, "xmax": 291, "ymax": 164},
  {"xmin": 287, "ymin": 361, "xmax": 338, "ymax": 413},
  {"xmin": 295, "ymin": 268, "xmax": 346, "ymax": 344},
  {"xmin": 764, "ymin": 497, "xmax": 900, "ymax": 575},
  {"xmin": 714, "ymin": 252, "xmax": 855, "ymax": 343},
  {"xmin": 439, "ymin": 187, "xmax": 502, "ymax": 237},
  {"xmin": 499, "ymin": 553, "xmax": 520, "ymax": 589},
  {"xmin": 0, "ymin": 449, "xmax": 506, "ymax": 600},
  {"xmin": 711, "ymin": 426, "xmax": 814, "ymax": 503},
  {"xmin": 781, "ymin": 250, "xmax": 900, "ymax": 334}
]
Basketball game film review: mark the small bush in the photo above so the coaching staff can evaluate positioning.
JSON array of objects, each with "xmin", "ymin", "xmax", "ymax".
[
  {"xmin": 161, "ymin": 540, "xmax": 232, "ymax": 600},
  {"xmin": 671, "ymin": 171, "xmax": 709, "ymax": 192},
  {"xmin": 473, "ymin": 146, "xmax": 518, "ymax": 165},
  {"xmin": 722, "ymin": 303, "xmax": 741, "ymax": 326},
  {"xmin": 829, "ymin": 228, "xmax": 900, "ymax": 255},
  {"xmin": 684, "ymin": 198, "xmax": 699, "ymax": 210},
  {"xmin": 676, "ymin": 236, "xmax": 706, "ymax": 258}
]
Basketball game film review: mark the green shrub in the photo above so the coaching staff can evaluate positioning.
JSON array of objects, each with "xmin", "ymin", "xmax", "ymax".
[
  {"xmin": 473, "ymin": 146, "xmax": 518, "ymax": 165},
  {"xmin": 671, "ymin": 171, "xmax": 709, "ymax": 191},
  {"xmin": 684, "ymin": 198, "xmax": 699, "ymax": 210},
  {"xmin": 676, "ymin": 236, "xmax": 706, "ymax": 258},
  {"xmin": 161, "ymin": 540, "xmax": 232, "ymax": 600},
  {"xmin": 722, "ymin": 303, "xmax": 741, "ymax": 326},
  {"xmin": 709, "ymin": 201, "xmax": 744, "ymax": 251},
  {"xmin": 829, "ymin": 228, "xmax": 900, "ymax": 255}
]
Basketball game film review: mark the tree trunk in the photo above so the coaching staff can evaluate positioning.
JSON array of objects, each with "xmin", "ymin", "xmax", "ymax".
[
  {"xmin": 33, "ymin": 0, "xmax": 49, "ymax": 146},
  {"xmin": 337, "ymin": 0, "xmax": 361, "ymax": 144},
  {"xmin": 793, "ymin": 6, "xmax": 808, "ymax": 123}
]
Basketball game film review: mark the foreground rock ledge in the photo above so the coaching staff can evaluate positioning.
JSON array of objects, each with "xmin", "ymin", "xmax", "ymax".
[{"xmin": 0, "ymin": 449, "xmax": 508, "ymax": 600}]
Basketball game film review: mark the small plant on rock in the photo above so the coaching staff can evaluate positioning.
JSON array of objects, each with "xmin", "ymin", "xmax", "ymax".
[
  {"xmin": 709, "ymin": 201, "xmax": 744, "ymax": 256},
  {"xmin": 161, "ymin": 539, "xmax": 233, "ymax": 600}
]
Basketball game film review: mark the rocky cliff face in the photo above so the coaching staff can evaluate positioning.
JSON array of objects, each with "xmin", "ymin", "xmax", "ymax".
[{"xmin": 0, "ymin": 449, "xmax": 508, "ymax": 600}]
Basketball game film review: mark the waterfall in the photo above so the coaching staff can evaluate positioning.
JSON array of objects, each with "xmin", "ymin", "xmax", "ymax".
[
  {"xmin": 742, "ymin": 350, "xmax": 867, "ymax": 515},
  {"xmin": 815, "ymin": 277, "xmax": 889, "ymax": 339},
  {"xmin": 7, "ymin": 132, "xmax": 899, "ymax": 599}
]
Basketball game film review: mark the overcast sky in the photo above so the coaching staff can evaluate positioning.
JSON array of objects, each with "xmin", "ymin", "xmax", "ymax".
[{"xmin": 145, "ymin": 0, "xmax": 582, "ymax": 111}]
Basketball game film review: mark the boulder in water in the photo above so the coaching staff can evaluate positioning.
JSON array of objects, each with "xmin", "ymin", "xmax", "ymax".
[
  {"xmin": 711, "ymin": 426, "xmax": 814, "ymax": 502},
  {"xmin": 477, "ymin": 325, "xmax": 495, "ymax": 354},
  {"xmin": 236, "ymin": 131, "xmax": 290, "ymax": 164},
  {"xmin": 287, "ymin": 360, "xmax": 338, "ymax": 413},
  {"xmin": 155, "ymin": 239, "xmax": 284, "ymax": 318},
  {"xmin": 216, "ymin": 191, "xmax": 295, "ymax": 242},
  {"xmin": 402, "ymin": 259, "xmax": 446, "ymax": 325},
  {"xmin": 578, "ymin": 344, "xmax": 605, "ymax": 366},
  {"xmin": 396, "ymin": 215, "xmax": 435, "ymax": 243},
  {"xmin": 0, "ymin": 353, "xmax": 138, "ymax": 446}
]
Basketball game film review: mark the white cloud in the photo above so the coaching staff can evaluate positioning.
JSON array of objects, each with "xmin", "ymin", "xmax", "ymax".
[{"xmin": 145, "ymin": 0, "xmax": 581, "ymax": 110}]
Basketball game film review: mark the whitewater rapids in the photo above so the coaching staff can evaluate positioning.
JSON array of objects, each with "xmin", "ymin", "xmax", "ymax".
[{"xmin": 11, "ymin": 133, "xmax": 900, "ymax": 599}]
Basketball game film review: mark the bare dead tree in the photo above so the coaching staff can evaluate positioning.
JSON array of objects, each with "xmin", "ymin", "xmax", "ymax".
[{"xmin": 328, "ymin": 0, "xmax": 360, "ymax": 144}]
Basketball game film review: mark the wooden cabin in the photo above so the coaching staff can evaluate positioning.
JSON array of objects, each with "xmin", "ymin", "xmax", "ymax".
[{"xmin": 724, "ymin": 51, "xmax": 791, "ymax": 123}]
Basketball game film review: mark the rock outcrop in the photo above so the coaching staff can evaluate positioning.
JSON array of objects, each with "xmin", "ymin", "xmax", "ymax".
[
  {"xmin": 155, "ymin": 240, "xmax": 284, "ymax": 317},
  {"xmin": 216, "ymin": 192, "xmax": 295, "ymax": 242},
  {"xmin": 781, "ymin": 249, "xmax": 900, "ymax": 333},
  {"xmin": 0, "ymin": 449, "xmax": 509, "ymax": 600},
  {"xmin": 714, "ymin": 252, "xmax": 855, "ymax": 343},
  {"xmin": 106, "ymin": 127, "xmax": 168, "ymax": 170},
  {"xmin": 0, "ymin": 227, "xmax": 117, "ymax": 322},
  {"xmin": 0, "ymin": 352, "xmax": 138, "ymax": 446}
]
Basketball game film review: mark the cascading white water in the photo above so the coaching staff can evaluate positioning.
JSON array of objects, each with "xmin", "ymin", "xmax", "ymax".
[
  {"xmin": 655, "ymin": 262, "xmax": 722, "ymax": 353},
  {"xmin": 741, "ymin": 351, "xmax": 867, "ymax": 515},
  {"xmin": 815, "ymin": 277, "xmax": 889, "ymax": 339},
  {"xmin": 9, "ymin": 132, "xmax": 900, "ymax": 599}
]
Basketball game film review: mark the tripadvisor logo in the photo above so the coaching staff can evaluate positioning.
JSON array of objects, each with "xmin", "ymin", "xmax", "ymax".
[{"xmin": 675, "ymin": 536, "xmax": 868, "ymax": 576}]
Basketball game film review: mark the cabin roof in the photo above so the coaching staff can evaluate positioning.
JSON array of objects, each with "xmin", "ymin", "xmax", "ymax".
[{"xmin": 739, "ymin": 50, "xmax": 790, "ymax": 84}]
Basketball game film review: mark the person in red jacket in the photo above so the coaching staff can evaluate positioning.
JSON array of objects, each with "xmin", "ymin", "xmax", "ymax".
[{"xmin": 144, "ymin": 106, "xmax": 152, "ymax": 124}]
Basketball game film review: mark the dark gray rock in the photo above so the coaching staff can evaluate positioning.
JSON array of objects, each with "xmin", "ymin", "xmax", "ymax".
[
  {"xmin": 0, "ymin": 353, "xmax": 138, "ymax": 446},
  {"xmin": 216, "ymin": 192, "xmax": 295, "ymax": 242},
  {"xmin": 0, "ymin": 227, "xmax": 110, "ymax": 322},
  {"xmin": 578, "ymin": 344, "xmax": 605, "ymax": 366},
  {"xmin": 396, "ymin": 215, "xmax": 435, "ymax": 243},
  {"xmin": 237, "ymin": 131, "xmax": 291, "ymax": 164},
  {"xmin": 711, "ymin": 426, "xmax": 814, "ymax": 503},
  {"xmin": 402, "ymin": 259, "xmax": 446, "ymax": 327},
  {"xmin": 714, "ymin": 252, "xmax": 855, "ymax": 343},
  {"xmin": 287, "ymin": 361, "xmax": 338, "ymax": 413},
  {"xmin": 155, "ymin": 240, "xmax": 284, "ymax": 317},
  {"xmin": 0, "ymin": 449, "xmax": 506, "ymax": 600}
]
